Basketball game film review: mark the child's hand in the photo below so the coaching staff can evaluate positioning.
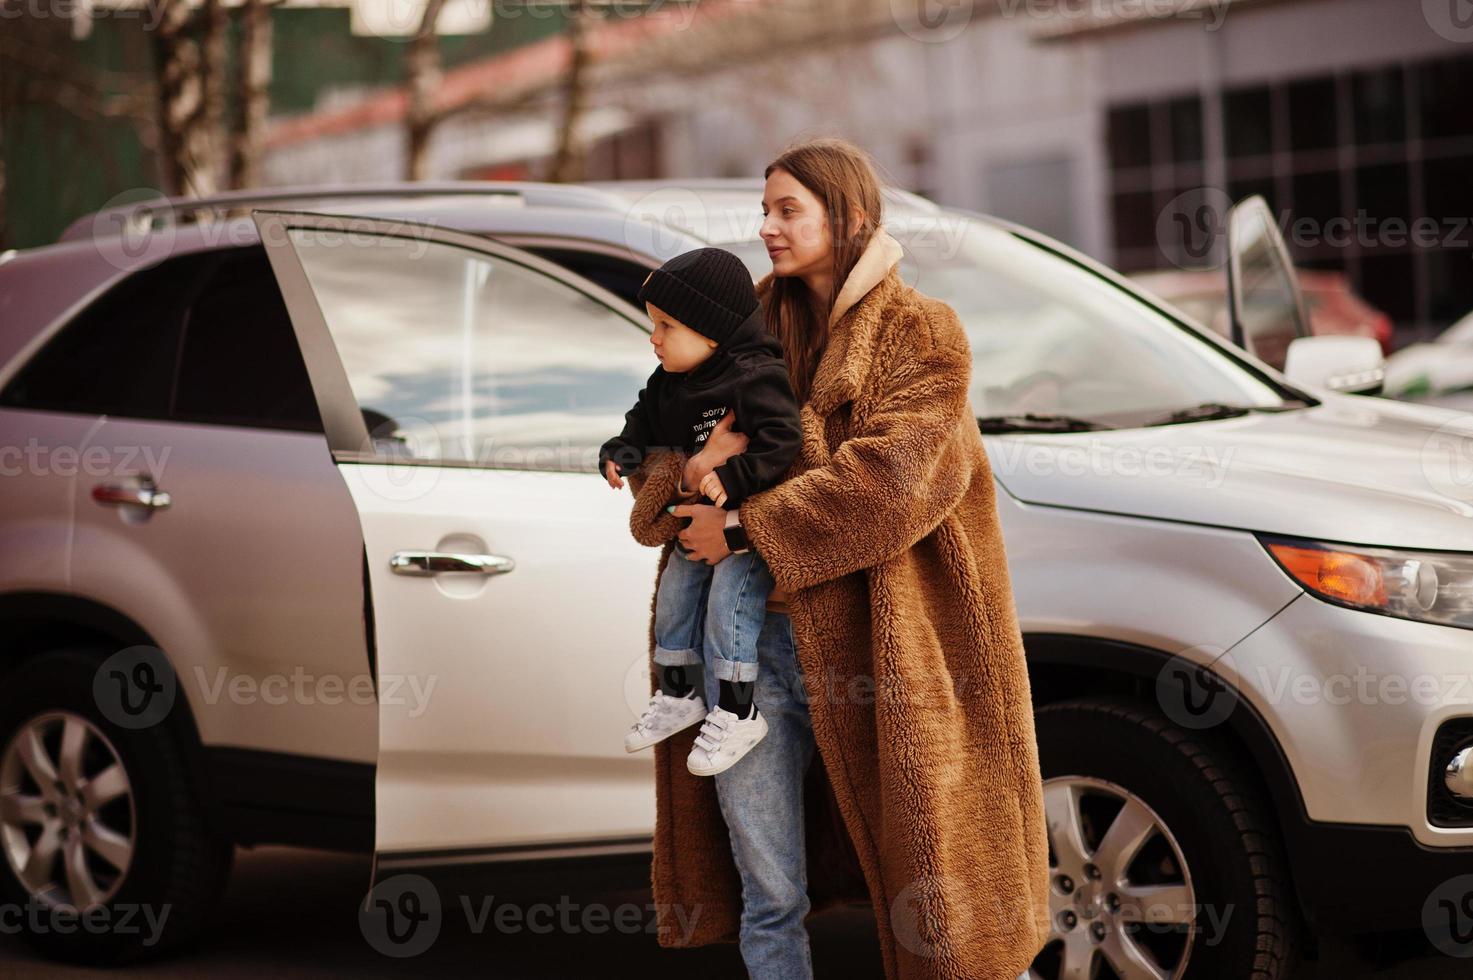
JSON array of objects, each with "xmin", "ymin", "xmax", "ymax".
[
  {"xmin": 699, "ymin": 471, "xmax": 728, "ymax": 507},
  {"xmin": 603, "ymin": 459, "xmax": 625, "ymax": 490}
]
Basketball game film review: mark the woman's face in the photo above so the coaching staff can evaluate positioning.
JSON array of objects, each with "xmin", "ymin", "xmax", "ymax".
[
  {"xmin": 646, "ymin": 302, "xmax": 717, "ymax": 373},
  {"xmin": 760, "ymin": 168, "xmax": 833, "ymax": 280}
]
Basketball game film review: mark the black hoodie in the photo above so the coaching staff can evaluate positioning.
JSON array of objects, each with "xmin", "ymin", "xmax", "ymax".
[{"xmin": 598, "ymin": 305, "xmax": 801, "ymax": 510}]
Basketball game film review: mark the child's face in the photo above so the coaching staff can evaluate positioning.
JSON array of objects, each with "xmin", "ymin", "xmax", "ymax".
[{"xmin": 646, "ymin": 302, "xmax": 718, "ymax": 373}]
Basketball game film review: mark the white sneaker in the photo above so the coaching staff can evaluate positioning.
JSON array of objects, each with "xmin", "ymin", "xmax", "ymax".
[
  {"xmin": 625, "ymin": 690, "xmax": 707, "ymax": 752},
  {"xmin": 686, "ymin": 704, "xmax": 768, "ymax": 776}
]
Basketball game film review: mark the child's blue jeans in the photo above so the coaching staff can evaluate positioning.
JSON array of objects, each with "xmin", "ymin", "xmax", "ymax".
[{"xmin": 654, "ymin": 539, "xmax": 775, "ymax": 684}]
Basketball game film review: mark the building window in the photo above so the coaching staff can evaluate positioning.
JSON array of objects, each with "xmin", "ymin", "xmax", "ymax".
[
  {"xmin": 1105, "ymin": 50, "xmax": 1473, "ymax": 346},
  {"xmin": 1106, "ymin": 92, "xmax": 1206, "ymax": 272}
]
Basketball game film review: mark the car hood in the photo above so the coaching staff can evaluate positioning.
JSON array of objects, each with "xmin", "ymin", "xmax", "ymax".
[{"xmin": 983, "ymin": 393, "xmax": 1473, "ymax": 552}]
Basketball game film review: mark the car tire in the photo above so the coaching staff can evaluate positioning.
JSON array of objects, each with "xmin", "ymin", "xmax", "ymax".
[
  {"xmin": 1030, "ymin": 697, "xmax": 1298, "ymax": 980},
  {"xmin": 0, "ymin": 646, "xmax": 233, "ymax": 964}
]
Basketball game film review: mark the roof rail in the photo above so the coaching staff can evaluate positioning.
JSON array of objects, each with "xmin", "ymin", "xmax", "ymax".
[
  {"xmin": 583, "ymin": 177, "xmax": 941, "ymax": 214},
  {"xmin": 58, "ymin": 180, "xmax": 629, "ymax": 243}
]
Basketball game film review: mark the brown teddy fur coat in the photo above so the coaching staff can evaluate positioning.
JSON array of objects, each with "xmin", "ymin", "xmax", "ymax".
[{"xmin": 624, "ymin": 227, "xmax": 1051, "ymax": 979}]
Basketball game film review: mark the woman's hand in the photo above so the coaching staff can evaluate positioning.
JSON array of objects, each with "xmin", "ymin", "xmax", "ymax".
[
  {"xmin": 683, "ymin": 411, "xmax": 748, "ymax": 492},
  {"xmin": 603, "ymin": 459, "xmax": 625, "ymax": 490},
  {"xmin": 671, "ymin": 503, "xmax": 731, "ymax": 565}
]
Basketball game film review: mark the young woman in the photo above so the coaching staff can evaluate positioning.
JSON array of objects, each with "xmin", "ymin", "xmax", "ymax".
[{"xmin": 626, "ymin": 137, "xmax": 1049, "ymax": 980}]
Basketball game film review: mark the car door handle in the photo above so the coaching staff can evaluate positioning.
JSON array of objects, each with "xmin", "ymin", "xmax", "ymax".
[
  {"xmin": 92, "ymin": 483, "xmax": 172, "ymax": 510},
  {"xmin": 389, "ymin": 551, "xmax": 516, "ymax": 576}
]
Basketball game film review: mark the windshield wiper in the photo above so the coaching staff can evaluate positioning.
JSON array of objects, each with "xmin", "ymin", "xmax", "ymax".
[
  {"xmin": 1143, "ymin": 400, "xmax": 1309, "ymax": 427},
  {"xmin": 977, "ymin": 413, "xmax": 1114, "ymax": 433}
]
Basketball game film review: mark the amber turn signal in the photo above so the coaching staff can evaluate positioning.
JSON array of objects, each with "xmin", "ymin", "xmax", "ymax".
[{"xmin": 1264, "ymin": 541, "xmax": 1387, "ymax": 606}]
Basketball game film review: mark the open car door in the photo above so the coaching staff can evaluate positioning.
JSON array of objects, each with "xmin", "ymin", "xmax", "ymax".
[{"xmin": 251, "ymin": 209, "xmax": 662, "ymax": 875}]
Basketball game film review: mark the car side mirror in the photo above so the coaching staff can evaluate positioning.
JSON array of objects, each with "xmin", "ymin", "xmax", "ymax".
[
  {"xmin": 1225, "ymin": 195, "xmax": 1311, "ymax": 373},
  {"xmin": 1283, "ymin": 335, "xmax": 1385, "ymax": 395}
]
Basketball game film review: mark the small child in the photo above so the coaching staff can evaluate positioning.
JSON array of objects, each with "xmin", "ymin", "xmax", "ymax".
[{"xmin": 599, "ymin": 247, "xmax": 801, "ymax": 777}]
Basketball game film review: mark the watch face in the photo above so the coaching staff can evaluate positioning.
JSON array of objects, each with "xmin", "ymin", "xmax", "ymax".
[{"xmin": 724, "ymin": 522, "xmax": 750, "ymax": 552}]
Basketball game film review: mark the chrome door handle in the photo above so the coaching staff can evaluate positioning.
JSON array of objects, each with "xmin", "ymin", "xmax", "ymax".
[
  {"xmin": 92, "ymin": 483, "xmax": 172, "ymax": 510},
  {"xmin": 389, "ymin": 551, "xmax": 516, "ymax": 576}
]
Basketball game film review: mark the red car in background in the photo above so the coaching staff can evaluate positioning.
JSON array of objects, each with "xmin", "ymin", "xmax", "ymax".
[{"xmin": 1131, "ymin": 268, "xmax": 1395, "ymax": 356}]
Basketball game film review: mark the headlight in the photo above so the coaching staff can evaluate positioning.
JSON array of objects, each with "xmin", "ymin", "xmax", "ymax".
[{"xmin": 1256, "ymin": 533, "xmax": 1473, "ymax": 630}]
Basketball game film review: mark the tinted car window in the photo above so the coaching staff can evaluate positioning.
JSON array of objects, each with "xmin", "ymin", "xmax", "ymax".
[
  {"xmin": 1, "ymin": 247, "xmax": 323, "ymax": 433},
  {"xmin": 0, "ymin": 253, "xmax": 205, "ymax": 419},
  {"xmin": 174, "ymin": 247, "xmax": 323, "ymax": 432}
]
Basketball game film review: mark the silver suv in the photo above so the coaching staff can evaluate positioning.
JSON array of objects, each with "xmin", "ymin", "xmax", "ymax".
[{"xmin": 1, "ymin": 180, "xmax": 1471, "ymax": 976}]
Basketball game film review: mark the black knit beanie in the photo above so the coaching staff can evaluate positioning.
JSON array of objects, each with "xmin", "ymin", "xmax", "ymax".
[{"xmin": 637, "ymin": 247, "xmax": 759, "ymax": 346}]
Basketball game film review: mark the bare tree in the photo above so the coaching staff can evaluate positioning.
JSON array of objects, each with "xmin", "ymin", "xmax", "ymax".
[
  {"xmin": 230, "ymin": 0, "xmax": 276, "ymax": 189},
  {"xmin": 0, "ymin": 10, "xmax": 157, "ymax": 246},
  {"xmin": 546, "ymin": 0, "xmax": 594, "ymax": 183},
  {"xmin": 404, "ymin": 0, "xmax": 449, "ymax": 181},
  {"xmin": 152, "ymin": 0, "xmax": 227, "ymax": 195}
]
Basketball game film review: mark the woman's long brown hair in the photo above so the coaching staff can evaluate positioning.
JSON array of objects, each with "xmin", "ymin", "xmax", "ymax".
[{"xmin": 763, "ymin": 137, "xmax": 885, "ymax": 405}]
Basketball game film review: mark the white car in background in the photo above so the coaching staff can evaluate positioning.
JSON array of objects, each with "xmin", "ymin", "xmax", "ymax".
[
  {"xmin": 1, "ymin": 181, "xmax": 1471, "ymax": 978},
  {"xmin": 1384, "ymin": 310, "xmax": 1473, "ymax": 411}
]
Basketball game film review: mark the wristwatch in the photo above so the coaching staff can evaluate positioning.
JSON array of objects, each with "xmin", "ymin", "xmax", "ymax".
[{"xmin": 723, "ymin": 508, "xmax": 751, "ymax": 554}]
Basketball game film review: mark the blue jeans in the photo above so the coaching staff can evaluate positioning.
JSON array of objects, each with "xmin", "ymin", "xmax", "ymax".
[
  {"xmin": 708, "ymin": 610, "xmax": 816, "ymax": 978},
  {"xmin": 654, "ymin": 544, "xmax": 775, "ymax": 684}
]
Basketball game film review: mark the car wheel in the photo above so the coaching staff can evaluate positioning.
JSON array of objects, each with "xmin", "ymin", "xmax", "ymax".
[
  {"xmin": 1027, "ymin": 697, "xmax": 1297, "ymax": 980},
  {"xmin": 0, "ymin": 646, "xmax": 233, "ymax": 964}
]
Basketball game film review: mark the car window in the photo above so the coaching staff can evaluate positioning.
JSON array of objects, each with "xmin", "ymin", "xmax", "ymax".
[
  {"xmin": 523, "ymin": 247, "xmax": 652, "ymax": 310},
  {"xmin": 0, "ymin": 253, "xmax": 204, "ymax": 419},
  {"xmin": 174, "ymin": 247, "xmax": 324, "ymax": 433},
  {"xmin": 284, "ymin": 231, "xmax": 652, "ymax": 470},
  {"xmin": 728, "ymin": 222, "xmax": 1293, "ymax": 425}
]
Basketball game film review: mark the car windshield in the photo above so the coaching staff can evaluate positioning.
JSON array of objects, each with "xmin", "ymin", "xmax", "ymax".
[{"xmin": 725, "ymin": 216, "xmax": 1301, "ymax": 429}]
